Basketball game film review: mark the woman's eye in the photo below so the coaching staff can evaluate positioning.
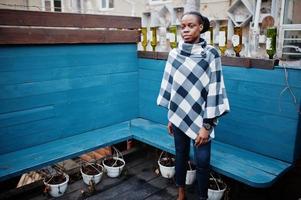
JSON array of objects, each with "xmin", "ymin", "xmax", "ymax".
[{"xmin": 189, "ymin": 24, "xmax": 195, "ymax": 28}]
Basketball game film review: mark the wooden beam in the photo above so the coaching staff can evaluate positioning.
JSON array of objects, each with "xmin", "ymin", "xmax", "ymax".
[
  {"xmin": 137, "ymin": 51, "xmax": 168, "ymax": 60},
  {"xmin": 221, "ymin": 56, "xmax": 251, "ymax": 68},
  {"xmin": 0, "ymin": 9, "xmax": 141, "ymax": 29},
  {"xmin": 0, "ymin": 28, "xmax": 139, "ymax": 44},
  {"xmin": 250, "ymin": 58, "xmax": 278, "ymax": 70},
  {"xmin": 137, "ymin": 51, "xmax": 277, "ymax": 69}
]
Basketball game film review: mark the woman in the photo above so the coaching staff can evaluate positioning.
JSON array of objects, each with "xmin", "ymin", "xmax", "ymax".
[{"xmin": 157, "ymin": 11, "xmax": 230, "ymax": 200}]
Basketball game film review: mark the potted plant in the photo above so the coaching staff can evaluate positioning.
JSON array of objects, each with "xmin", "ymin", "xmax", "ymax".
[
  {"xmin": 102, "ymin": 146, "xmax": 125, "ymax": 178},
  {"xmin": 40, "ymin": 166, "xmax": 69, "ymax": 198},
  {"xmin": 158, "ymin": 151, "xmax": 175, "ymax": 179},
  {"xmin": 208, "ymin": 172, "xmax": 227, "ymax": 200},
  {"xmin": 185, "ymin": 161, "xmax": 196, "ymax": 185},
  {"xmin": 80, "ymin": 161, "xmax": 104, "ymax": 185}
]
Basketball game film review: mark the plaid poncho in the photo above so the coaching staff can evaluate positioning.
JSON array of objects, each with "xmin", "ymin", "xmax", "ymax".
[{"xmin": 157, "ymin": 38, "xmax": 230, "ymax": 140}]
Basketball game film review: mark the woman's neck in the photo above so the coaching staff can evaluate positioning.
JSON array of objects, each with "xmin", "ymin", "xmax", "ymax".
[{"xmin": 185, "ymin": 36, "xmax": 200, "ymax": 44}]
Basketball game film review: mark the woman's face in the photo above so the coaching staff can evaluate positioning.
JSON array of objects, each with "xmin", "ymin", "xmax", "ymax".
[{"xmin": 180, "ymin": 14, "xmax": 203, "ymax": 44}]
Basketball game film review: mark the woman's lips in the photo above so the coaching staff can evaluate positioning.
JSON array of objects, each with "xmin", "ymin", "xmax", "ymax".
[{"xmin": 183, "ymin": 35, "xmax": 192, "ymax": 41}]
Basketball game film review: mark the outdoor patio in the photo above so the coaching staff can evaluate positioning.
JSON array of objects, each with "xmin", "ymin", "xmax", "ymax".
[{"xmin": 0, "ymin": 6, "xmax": 301, "ymax": 200}]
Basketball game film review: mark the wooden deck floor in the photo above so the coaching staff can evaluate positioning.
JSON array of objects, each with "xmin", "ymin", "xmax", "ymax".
[
  {"xmin": 26, "ymin": 145, "xmax": 198, "ymax": 200},
  {"xmin": 1, "ymin": 143, "xmax": 301, "ymax": 200}
]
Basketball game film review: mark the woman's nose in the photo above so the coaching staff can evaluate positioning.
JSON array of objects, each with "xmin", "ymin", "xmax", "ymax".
[{"xmin": 183, "ymin": 27, "xmax": 189, "ymax": 32}]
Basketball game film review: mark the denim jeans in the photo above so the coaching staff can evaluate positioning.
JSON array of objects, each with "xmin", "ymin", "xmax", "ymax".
[{"xmin": 173, "ymin": 124, "xmax": 211, "ymax": 200}]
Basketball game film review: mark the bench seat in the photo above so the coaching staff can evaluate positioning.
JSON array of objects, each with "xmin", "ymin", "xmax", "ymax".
[
  {"xmin": 131, "ymin": 118, "xmax": 175, "ymax": 155},
  {"xmin": 0, "ymin": 118, "xmax": 293, "ymax": 188},
  {"xmin": 130, "ymin": 118, "xmax": 292, "ymax": 188},
  {"xmin": 0, "ymin": 121, "xmax": 132, "ymax": 181},
  {"xmin": 211, "ymin": 141, "xmax": 291, "ymax": 187}
]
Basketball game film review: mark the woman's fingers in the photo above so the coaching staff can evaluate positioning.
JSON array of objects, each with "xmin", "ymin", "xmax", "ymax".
[
  {"xmin": 195, "ymin": 136, "xmax": 208, "ymax": 147},
  {"xmin": 195, "ymin": 136, "xmax": 202, "ymax": 147},
  {"xmin": 195, "ymin": 127, "xmax": 210, "ymax": 147},
  {"xmin": 167, "ymin": 122, "xmax": 174, "ymax": 136}
]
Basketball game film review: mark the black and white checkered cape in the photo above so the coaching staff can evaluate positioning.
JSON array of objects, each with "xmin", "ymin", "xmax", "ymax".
[{"xmin": 157, "ymin": 38, "xmax": 230, "ymax": 140}]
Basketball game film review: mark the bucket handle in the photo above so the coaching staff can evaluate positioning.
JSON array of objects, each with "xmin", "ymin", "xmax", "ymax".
[
  {"xmin": 210, "ymin": 172, "xmax": 221, "ymax": 191},
  {"xmin": 82, "ymin": 161, "xmax": 102, "ymax": 174},
  {"xmin": 112, "ymin": 146, "xmax": 124, "ymax": 167},
  {"xmin": 159, "ymin": 151, "xmax": 172, "ymax": 161},
  {"xmin": 188, "ymin": 161, "xmax": 193, "ymax": 170},
  {"xmin": 45, "ymin": 175, "xmax": 54, "ymax": 184},
  {"xmin": 112, "ymin": 146, "xmax": 123, "ymax": 160},
  {"xmin": 159, "ymin": 151, "xmax": 165, "ymax": 161}
]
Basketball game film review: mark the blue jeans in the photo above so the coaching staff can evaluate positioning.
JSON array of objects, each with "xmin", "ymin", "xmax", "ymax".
[{"xmin": 173, "ymin": 124, "xmax": 211, "ymax": 200}]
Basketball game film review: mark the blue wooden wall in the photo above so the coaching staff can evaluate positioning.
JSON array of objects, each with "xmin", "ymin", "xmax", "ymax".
[
  {"xmin": 0, "ymin": 44, "xmax": 138, "ymax": 154},
  {"xmin": 1, "ymin": 44, "xmax": 300, "ymax": 164},
  {"xmin": 138, "ymin": 58, "xmax": 301, "ymax": 163}
]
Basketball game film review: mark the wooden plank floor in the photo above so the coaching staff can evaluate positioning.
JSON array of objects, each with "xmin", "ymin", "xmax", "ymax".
[{"xmin": 24, "ymin": 146, "xmax": 198, "ymax": 200}]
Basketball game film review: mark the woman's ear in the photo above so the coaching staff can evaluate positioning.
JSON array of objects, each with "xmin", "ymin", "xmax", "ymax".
[{"xmin": 199, "ymin": 24, "xmax": 203, "ymax": 32}]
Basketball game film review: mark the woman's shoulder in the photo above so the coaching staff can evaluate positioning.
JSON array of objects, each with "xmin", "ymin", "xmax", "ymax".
[
  {"xmin": 169, "ymin": 48, "xmax": 178, "ymax": 55},
  {"xmin": 205, "ymin": 45, "xmax": 220, "ymax": 59},
  {"xmin": 167, "ymin": 48, "xmax": 178, "ymax": 59}
]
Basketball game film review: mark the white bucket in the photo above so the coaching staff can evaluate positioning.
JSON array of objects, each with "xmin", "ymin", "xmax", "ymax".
[
  {"xmin": 207, "ymin": 177, "xmax": 226, "ymax": 200},
  {"xmin": 80, "ymin": 164, "xmax": 103, "ymax": 185},
  {"xmin": 158, "ymin": 156, "xmax": 175, "ymax": 179},
  {"xmin": 43, "ymin": 174, "xmax": 69, "ymax": 198},
  {"xmin": 185, "ymin": 169, "xmax": 196, "ymax": 185},
  {"xmin": 102, "ymin": 157, "xmax": 125, "ymax": 178}
]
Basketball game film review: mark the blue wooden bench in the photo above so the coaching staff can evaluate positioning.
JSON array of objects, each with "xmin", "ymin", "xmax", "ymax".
[
  {"xmin": 0, "ymin": 122, "xmax": 132, "ymax": 181},
  {"xmin": 138, "ymin": 58, "xmax": 301, "ymax": 188},
  {"xmin": 1, "ymin": 44, "xmax": 300, "ymax": 189},
  {"xmin": 0, "ymin": 44, "xmax": 138, "ymax": 181},
  {"xmin": 130, "ymin": 118, "xmax": 292, "ymax": 188},
  {"xmin": 0, "ymin": 117, "xmax": 295, "ymax": 188}
]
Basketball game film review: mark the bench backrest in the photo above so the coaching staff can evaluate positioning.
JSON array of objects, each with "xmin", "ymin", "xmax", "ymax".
[
  {"xmin": 0, "ymin": 44, "xmax": 138, "ymax": 154},
  {"xmin": 1, "ymin": 46, "xmax": 300, "ymax": 164},
  {"xmin": 138, "ymin": 58, "xmax": 301, "ymax": 163}
]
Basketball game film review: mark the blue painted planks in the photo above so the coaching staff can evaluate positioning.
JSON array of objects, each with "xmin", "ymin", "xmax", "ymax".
[
  {"xmin": 131, "ymin": 118, "xmax": 175, "ymax": 155},
  {"xmin": 0, "ymin": 77, "xmax": 138, "ymax": 153},
  {"xmin": 0, "ymin": 117, "xmax": 292, "ymax": 186},
  {"xmin": 130, "ymin": 118, "xmax": 292, "ymax": 188},
  {"xmin": 138, "ymin": 59, "xmax": 166, "ymax": 72},
  {"xmin": 0, "ymin": 62, "xmax": 137, "ymax": 86},
  {"xmin": 0, "ymin": 47, "xmax": 299, "ymax": 187},
  {"xmin": 138, "ymin": 70, "xmax": 165, "ymax": 124},
  {"xmin": 0, "ymin": 44, "xmax": 139, "ymax": 154},
  {"xmin": 222, "ymin": 66, "xmax": 301, "ymax": 87},
  {"xmin": 224, "ymin": 78, "xmax": 301, "ymax": 103},
  {"xmin": 58, "ymin": 101, "xmax": 138, "ymax": 138},
  {"xmin": 218, "ymin": 106, "xmax": 298, "ymax": 136},
  {"xmin": 0, "ymin": 75, "xmax": 108, "ymax": 100},
  {"xmin": 138, "ymin": 58, "xmax": 301, "ymax": 164},
  {"xmin": 0, "ymin": 121, "xmax": 132, "ymax": 181},
  {"xmin": 0, "ymin": 78, "xmax": 138, "ymax": 114},
  {"xmin": 226, "ymin": 91, "xmax": 299, "ymax": 120},
  {"xmin": 0, "ymin": 105, "xmax": 55, "ymax": 128},
  {"xmin": 139, "ymin": 69, "xmax": 163, "ymax": 82},
  {"xmin": 0, "ymin": 117, "xmax": 63, "ymax": 154},
  {"xmin": 0, "ymin": 91, "xmax": 68, "ymax": 114},
  {"xmin": 210, "ymin": 140, "xmax": 291, "ymax": 188},
  {"xmin": 0, "ymin": 44, "xmax": 138, "ymax": 72},
  {"xmin": 215, "ymin": 116, "xmax": 296, "ymax": 163}
]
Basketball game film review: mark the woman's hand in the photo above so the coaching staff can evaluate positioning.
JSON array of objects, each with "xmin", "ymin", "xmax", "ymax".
[
  {"xmin": 167, "ymin": 121, "xmax": 174, "ymax": 136},
  {"xmin": 195, "ymin": 127, "xmax": 210, "ymax": 147}
]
